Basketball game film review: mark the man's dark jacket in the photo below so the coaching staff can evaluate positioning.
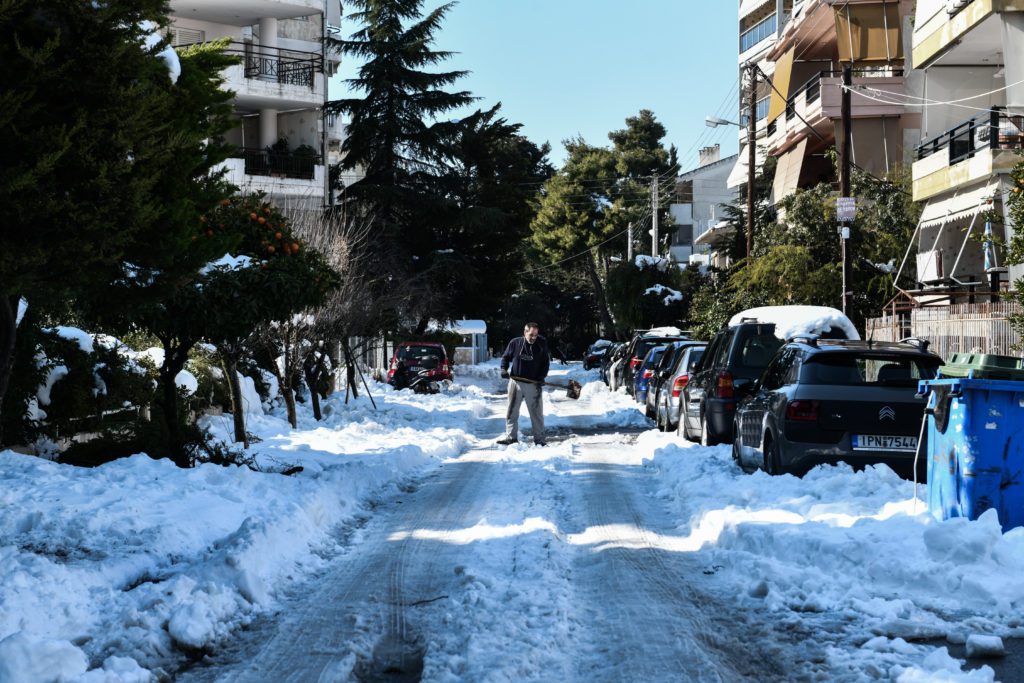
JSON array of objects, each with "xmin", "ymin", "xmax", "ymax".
[{"xmin": 501, "ymin": 336, "xmax": 550, "ymax": 381}]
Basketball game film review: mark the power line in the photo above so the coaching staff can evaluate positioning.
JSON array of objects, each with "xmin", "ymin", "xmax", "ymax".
[{"xmin": 520, "ymin": 206, "xmax": 655, "ymax": 277}]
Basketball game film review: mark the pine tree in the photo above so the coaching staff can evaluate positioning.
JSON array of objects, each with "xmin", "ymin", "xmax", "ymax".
[
  {"xmin": 326, "ymin": 0, "xmax": 474, "ymax": 258},
  {"xmin": 0, "ymin": 0, "xmax": 179, "ymax": 445}
]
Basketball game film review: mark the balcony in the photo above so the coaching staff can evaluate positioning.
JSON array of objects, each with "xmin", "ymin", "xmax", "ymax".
[
  {"xmin": 206, "ymin": 41, "xmax": 325, "ymax": 109},
  {"xmin": 169, "ymin": 0, "xmax": 326, "ymax": 25},
  {"xmin": 740, "ymin": 13, "xmax": 778, "ymax": 53},
  {"xmin": 768, "ymin": 68, "xmax": 905, "ymax": 154},
  {"xmin": 912, "ymin": 109, "xmax": 1024, "ymax": 200},
  {"xmin": 912, "ymin": 0, "xmax": 1018, "ymax": 68},
  {"xmin": 218, "ymin": 149, "xmax": 326, "ymax": 198}
]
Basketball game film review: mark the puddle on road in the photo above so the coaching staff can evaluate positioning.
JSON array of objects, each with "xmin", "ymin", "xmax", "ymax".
[{"xmin": 354, "ymin": 632, "xmax": 425, "ymax": 683}]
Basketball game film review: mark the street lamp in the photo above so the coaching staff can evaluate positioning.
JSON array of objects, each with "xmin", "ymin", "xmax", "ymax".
[{"xmin": 705, "ymin": 115, "xmax": 740, "ymax": 128}]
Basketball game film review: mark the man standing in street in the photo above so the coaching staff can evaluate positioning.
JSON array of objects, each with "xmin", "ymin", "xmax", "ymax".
[{"xmin": 497, "ymin": 322, "xmax": 550, "ymax": 446}]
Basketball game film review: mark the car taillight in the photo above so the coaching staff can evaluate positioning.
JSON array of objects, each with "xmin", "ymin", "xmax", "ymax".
[
  {"xmin": 715, "ymin": 371, "xmax": 734, "ymax": 399},
  {"xmin": 389, "ymin": 357, "xmax": 397, "ymax": 369},
  {"xmin": 785, "ymin": 400, "xmax": 820, "ymax": 422},
  {"xmin": 671, "ymin": 375, "xmax": 689, "ymax": 398},
  {"xmin": 630, "ymin": 357, "xmax": 642, "ymax": 370},
  {"xmin": 643, "ymin": 369, "xmax": 654, "ymax": 379}
]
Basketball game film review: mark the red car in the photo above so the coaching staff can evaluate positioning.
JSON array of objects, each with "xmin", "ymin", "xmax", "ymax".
[{"xmin": 387, "ymin": 342, "xmax": 453, "ymax": 383}]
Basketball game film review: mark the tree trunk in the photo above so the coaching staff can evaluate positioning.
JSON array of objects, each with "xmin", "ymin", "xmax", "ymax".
[
  {"xmin": 0, "ymin": 295, "xmax": 19, "ymax": 447},
  {"xmin": 222, "ymin": 356, "xmax": 248, "ymax": 448},
  {"xmin": 585, "ymin": 252, "xmax": 617, "ymax": 338},
  {"xmin": 302, "ymin": 355, "xmax": 322, "ymax": 421},
  {"xmin": 282, "ymin": 382, "xmax": 297, "ymax": 428},
  {"xmin": 157, "ymin": 343, "xmax": 192, "ymax": 467},
  {"xmin": 343, "ymin": 341, "xmax": 359, "ymax": 400}
]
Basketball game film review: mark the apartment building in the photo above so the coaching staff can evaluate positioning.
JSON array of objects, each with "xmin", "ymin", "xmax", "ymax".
[
  {"xmin": 725, "ymin": 0, "xmax": 795, "ymax": 192},
  {"xmin": 908, "ymin": 0, "xmax": 1024, "ymax": 299},
  {"xmin": 675, "ymin": 146, "xmax": 740, "ymax": 269},
  {"xmin": 167, "ymin": 0, "xmax": 345, "ymax": 211},
  {"xmin": 762, "ymin": 0, "xmax": 919, "ymax": 204}
]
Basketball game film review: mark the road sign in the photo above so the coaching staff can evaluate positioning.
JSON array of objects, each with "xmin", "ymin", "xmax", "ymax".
[{"xmin": 837, "ymin": 197, "xmax": 856, "ymax": 222}]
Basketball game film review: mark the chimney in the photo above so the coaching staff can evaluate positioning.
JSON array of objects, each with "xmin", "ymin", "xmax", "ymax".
[{"xmin": 698, "ymin": 144, "xmax": 721, "ymax": 167}]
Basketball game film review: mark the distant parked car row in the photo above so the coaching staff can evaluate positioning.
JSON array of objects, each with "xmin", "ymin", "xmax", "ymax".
[{"xmin": 593, "ymin": 306, "xmax": 942, "ymax": 478}]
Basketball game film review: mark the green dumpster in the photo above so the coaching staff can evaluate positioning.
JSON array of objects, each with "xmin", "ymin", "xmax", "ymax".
[{"xmin": 938, "ymin": 353, "xmax": 1024, "ymax": 381}]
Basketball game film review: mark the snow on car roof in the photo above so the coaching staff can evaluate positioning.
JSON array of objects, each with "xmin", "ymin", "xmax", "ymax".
[
  {"xmin": 728, "ymin": 306, "xmax": 860, "ymax": 341},
  {"xmin": 644, "ymin": 326, "xmax": 684, "ymax": 337}
]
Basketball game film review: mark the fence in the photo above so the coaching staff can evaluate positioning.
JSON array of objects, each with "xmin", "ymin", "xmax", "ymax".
[{"xmin": 866, "ymin": 302, "xmax": 1022, "ymax": 360}]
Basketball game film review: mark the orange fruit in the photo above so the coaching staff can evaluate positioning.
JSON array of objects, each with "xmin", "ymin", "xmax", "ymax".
[
  {"xmin": 292, "ymin": 242, "xmax": 300, "ymax": 253},
  {"xmin": 275, "ymin": 231, "xmax": 283, "ymax": 240},
  {"xmin": 258, "ymin": 217, "xmax": 266, "ymax": 225},
  {"xmin": 249, "ymin": 212, "xmax": 258, "ymax": 220},
  {"xmin": 267, "ymin": 245, "xmax": 276, "ymax": 254}
]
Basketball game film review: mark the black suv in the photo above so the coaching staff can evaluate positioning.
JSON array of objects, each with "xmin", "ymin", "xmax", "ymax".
[
  {"xmin": 681, "ymin": 321, "xmax": 786, "ymax": 445},
  {"xmin": 732, "ymin": 338, "xmax": 942, "ymax": 476},
  {"xmin": 621, "ymin": 331, "xmax": 689, "ymax": 396}
]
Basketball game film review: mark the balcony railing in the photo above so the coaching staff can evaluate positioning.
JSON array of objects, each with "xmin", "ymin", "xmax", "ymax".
[
  {"xmin": 778, "ymin": 67, "xmax": 905, "ymax": 127},
  {"xmin": 182, "ymin": 40, "xmax": 323, "ymax": 89},
  {"xmin": 945, "ymin": 0, "xmax": 977, "ymax": 18},
  {"xmin": 916, "ymin": 109, "xmax": 1024, "ymax": 164},
  {"xmin": 233, "ymin": 148, "xmax": 322, "ymax": 180},
  {"xmin": 740, "ymin": 13, "xmax": 777, "ymax": 52}
]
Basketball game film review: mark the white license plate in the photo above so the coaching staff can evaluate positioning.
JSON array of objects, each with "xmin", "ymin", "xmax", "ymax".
[{"xmin": 852, "ymin": 434, "xmax": 918, "ymax": 452}]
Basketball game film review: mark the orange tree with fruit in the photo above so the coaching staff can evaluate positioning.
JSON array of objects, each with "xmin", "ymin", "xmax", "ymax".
[{"xmin": 199, "ymin": 194, "xmax": 338, "ymax": 445}]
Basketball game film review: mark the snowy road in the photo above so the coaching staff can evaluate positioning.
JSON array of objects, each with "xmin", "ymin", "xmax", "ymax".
[
  {"xmin": 177, "ymin": 375, "xmax": 807, "ymax": 682},
  {"xmin": 7, "ymin": 362, "xmax": 1015, "ymax": 681}
]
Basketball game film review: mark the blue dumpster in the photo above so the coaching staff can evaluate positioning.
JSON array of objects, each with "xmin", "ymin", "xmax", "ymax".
[{"xmin": 918, "ymin": 377, "xmax": 1024, "ymax": 532}]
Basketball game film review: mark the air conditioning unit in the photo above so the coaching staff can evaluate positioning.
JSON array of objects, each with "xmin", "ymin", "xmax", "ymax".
[{"xmin": 917, "ymin": 249, "xmax": 944, "ymax": 284}]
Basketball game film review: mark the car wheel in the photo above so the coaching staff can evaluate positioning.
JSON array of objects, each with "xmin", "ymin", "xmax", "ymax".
[
  {"xmin": 699, "ymin": 411, "xmax": 717, "ymax": 447},
  {"xmin": 679, "ymin": 400, "xmax": 695, "ymax": 441},
  {"xmin": 763, "ymin": 434, "xmax": 783, "ymax": 475},
  {"xmin": 656, "ymin": 399, "xmax": 667, "ymax": 432},
  {"xmin": 731, "ymin": 433, "xmax": 743, "ymax": 465}
]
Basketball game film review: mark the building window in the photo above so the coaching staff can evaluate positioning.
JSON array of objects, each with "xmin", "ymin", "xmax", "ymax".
[
  {"xmin": 167, "ymin": 26, "xmax": 205, "ymax": 47},
  {"xmin": 740, "ymin": 13, "xmax": 777, "ymax": 53}
]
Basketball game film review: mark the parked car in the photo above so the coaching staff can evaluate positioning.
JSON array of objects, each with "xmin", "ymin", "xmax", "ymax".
[
  {"xmin": 584, "ymin": 340, "xmax": 614, "ymax": 370},
  {"xmin": 682, "ymin": 308, "xmax": 856, "ymax": 446},
  {"xmin": 644, "ymin": 341, "xmax": 702, "ymax": 419},
  {"xmin": 654, "ymin": 344, "xmax": 706, "ymax": 432},
  {"xmin": 732, "ymin": 338, "xmax": 942, "ymax": 477},
  {"xmin": 387, "ymin": 342, "xmax": 453, "ymax": 384},
  {"xmin": 621, "ymin": 328, "xmax": 689, "ymax": 396},
  {"xmin": 601, "ymin": 342, "xmax": 626, "ymax": 386},
  {"xmin": 633, "ymin": 345, "xmax": 669, "ymax": 405},
  {"xmin": 606, "ymin": 343, "xmax": 630, "ymax": 390}
]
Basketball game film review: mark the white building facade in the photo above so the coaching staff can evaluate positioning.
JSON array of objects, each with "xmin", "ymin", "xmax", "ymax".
[{"xmin": 168, "ymin": 0, "xmax": 345, "ymax": 210}]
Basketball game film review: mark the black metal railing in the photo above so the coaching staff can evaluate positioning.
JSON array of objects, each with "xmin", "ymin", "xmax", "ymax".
[
  {"xmin": 916, "ymin": 109, "xmax": 1024, "ymax": 164},
  {"xmin": 234, "ymin": 148, "xmax": 322, "ymax": 180},
  {"xmin": 180, "ymin": 40, "xmax": 323, "ymax": 89}
]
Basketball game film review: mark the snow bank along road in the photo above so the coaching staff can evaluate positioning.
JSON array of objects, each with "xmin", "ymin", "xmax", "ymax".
[{"xmin": 2, "ymin": 361, "xmax": 1020, "ymax": 681}]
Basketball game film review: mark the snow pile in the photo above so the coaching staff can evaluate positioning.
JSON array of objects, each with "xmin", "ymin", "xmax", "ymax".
[
  {"xmin": 141, "ymin": 21, "xmax": 181, "ymax": 84},
  {"xmin": 729, "ymin": 305, "xmax": 860, "ymax": 341},
  {"xmin": 643, "ymin": 284, "xmax": 683, "ymax": 305},
  {"xmin": 200, "ymin": 254, "xmax": 254, "ymax": 274},
  {"xmin": 642, "ymin": 433, "xmax": 1012, "ymax": 680},
  {"xmin": 646, "ymin": 325, "xmax": 684, "ymax": 337},
  {"xmin": 0, "ymin": 380, "xmax": 487, "ymax": 680},
  {"xmin": 16, "ymin": 299, "xmax": 28, "ymax": 327},
  {"xmin": 635, "ymin": 254, "xmax": 669, "ymax": 271}
]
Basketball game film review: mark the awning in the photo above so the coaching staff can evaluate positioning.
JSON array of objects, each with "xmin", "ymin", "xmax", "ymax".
[
  {"xmin": 740, "ymin": 0, "xmax": 771, "ymax": 20},
  {"xmin": 771, "ymin": 138, "xmax": 808, "ymax": 204},
  {"xmin": 919, "ymin": 183, "xmax": 999, "ymax": 229},
  {"xmin": 835, "ymin": 2, "xmax": 903, "ymax": 63},
  {"xmin": 767, "ymin": 47, "xmax": 795, "ymax": 124},
  {"xmin": 726, "ymin": 143, "xmax": 767, "ymax": 189}
]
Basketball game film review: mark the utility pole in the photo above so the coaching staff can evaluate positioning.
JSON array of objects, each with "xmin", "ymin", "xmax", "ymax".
[
  {"xmin": 651, "ymin": 175, "xmax": 659, "ymax": 257},
  {"xmin": 627, "ymin": 222, "xmax": 634, "ymax": 262},
  {"xmin": 746, "ymin": 63, "xmax": 757, "ymax": 261},
  {"xmin": 840, "ymin": 65, "xmax": 853, "ymax": 315}
]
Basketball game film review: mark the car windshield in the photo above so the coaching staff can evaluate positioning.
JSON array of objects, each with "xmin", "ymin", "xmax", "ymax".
[
  {"xmin": 397, "ymin": 346, "xmax": 444, "ymax": 364},
  {"xmin": 635, "ymin": 337, "xmax": 681, "ymax": 360},
  {"xmin": 802, "ymin": 354, "xmax": 939, "ymax": 386}
]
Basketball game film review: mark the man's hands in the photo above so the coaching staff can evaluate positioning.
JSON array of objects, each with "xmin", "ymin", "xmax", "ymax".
[{"xmin": 500, "ymin": 370, "xmax": 510, "ymax": 379}]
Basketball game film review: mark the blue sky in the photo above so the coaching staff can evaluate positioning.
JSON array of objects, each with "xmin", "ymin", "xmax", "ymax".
[{"xmin": 328, "ymin": 1, "xmax": 740, "ymax": 170}]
